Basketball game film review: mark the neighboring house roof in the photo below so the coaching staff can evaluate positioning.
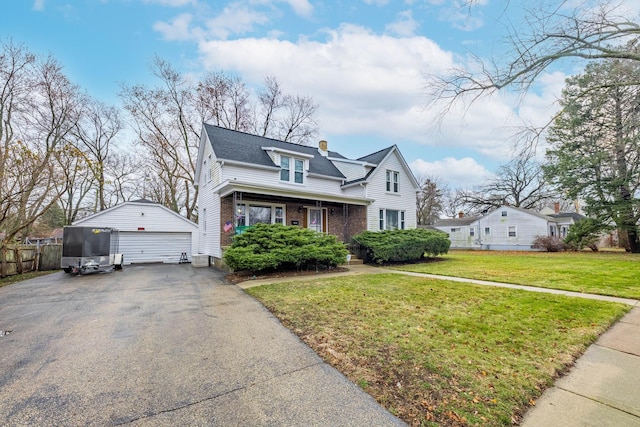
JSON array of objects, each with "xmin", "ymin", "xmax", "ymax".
[
  {"xmin": 550, "ymin": 212, "xmax": 586, "ymax": 221},
  {"xmin": 489, "ymin": 205, "xmax": 555, "ymax": 222},
  {"xmin": 434, "ymin": 217, "xmax": 478, "ymax": 227},
  {"xmin": 202, "ymin": 124, "xmax": 345, "ymax": 179}
]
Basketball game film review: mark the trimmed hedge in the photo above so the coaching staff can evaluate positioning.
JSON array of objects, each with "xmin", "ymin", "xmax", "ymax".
[
  {"xmin": 223, "ymin": 223, "xmax": 348, "ymax": 272},
  {"xmin": 353, "ymin": 228, "xmax": 450, "ymax": 264}
]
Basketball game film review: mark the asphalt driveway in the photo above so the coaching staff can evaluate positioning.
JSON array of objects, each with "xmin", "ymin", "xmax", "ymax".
[{"xmin": 0, "ymin": 265, "xmax": 403, "ymax": 426}]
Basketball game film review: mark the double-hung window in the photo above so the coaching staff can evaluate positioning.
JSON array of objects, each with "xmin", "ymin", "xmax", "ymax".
[
  {"xmin": 386, "ymin": 170, "xmax": 399, "ymax": 193},
  {"xmin": 508, "ymin": 226, "xmax": 517, "ymax": 237},
  {"xmin": 280, "ymin": 156, "xmax": 304, "ymax": 184},
  {"xmin": 280, "ymin": 157, "xmax": 290, "ymax": 181}
]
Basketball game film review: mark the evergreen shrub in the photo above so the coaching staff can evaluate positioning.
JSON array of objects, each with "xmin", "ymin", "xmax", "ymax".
[
  {"xmin": 352, "ymin": 228, "xmax": 450, "ymax": 264},
  {"xmin": 223, "ymin": 223, "xmax": 348, "ymax": 272}
]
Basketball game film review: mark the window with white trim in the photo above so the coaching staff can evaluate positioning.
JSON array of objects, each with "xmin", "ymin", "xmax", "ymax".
[
  {"xmin": 235, "ymin": 202, "xmax": 285, "ymax": 227},
  {"xmin": 508, "ymin": 226, "xmax": 517, "ymax": 237},
  {"xmin": 470, "ymin": 227, "xmax": 475, "ymax": 237},
  {"xmin": 280, "ymin": 156, "xmax": 304, "ymax": 184},
  {"xmin": 386, "ymin": 170, "xmax": 399, "ymax": 193},
  {"xmin": 484, "ymin": 227, "xmax": 491, "ymax": 235},
  {"xmin": 380, "ymin": 208, "xmax": 405, "ymax": 230}
]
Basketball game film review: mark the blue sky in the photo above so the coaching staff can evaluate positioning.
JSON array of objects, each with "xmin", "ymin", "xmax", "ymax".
[{"xmin": 2, "ymin": 0, "xmax": 577, "ymax": 188}]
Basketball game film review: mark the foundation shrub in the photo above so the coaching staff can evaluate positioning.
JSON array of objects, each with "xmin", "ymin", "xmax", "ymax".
[
  {"xmin": 224, "ymin": 223, "xmax": 348, "ymax": 272},
  {"xmin": 353, "ymin": 228, "xmax": 450, "ymax": 264}
]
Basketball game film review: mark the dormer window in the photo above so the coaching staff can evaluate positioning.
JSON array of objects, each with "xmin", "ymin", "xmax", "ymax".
[{"xmin": 280, "ymin": 156, "xmax": 304, "ymax": 184}]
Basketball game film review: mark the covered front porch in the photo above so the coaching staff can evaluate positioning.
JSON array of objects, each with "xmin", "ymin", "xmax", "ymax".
[{"xmin": 218, "ymin": 185, "xmax": 370, "ymax": 247}]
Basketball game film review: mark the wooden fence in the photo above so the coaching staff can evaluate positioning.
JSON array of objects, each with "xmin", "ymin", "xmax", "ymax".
[{"xmin": 0, "ymin": 244, "xmax": 62, "ymax": 278}]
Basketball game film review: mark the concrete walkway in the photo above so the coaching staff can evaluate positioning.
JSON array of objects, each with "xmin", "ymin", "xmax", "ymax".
[{"xmin": 240, "ymin": 264, "xmax": 640, "ymax": 426}]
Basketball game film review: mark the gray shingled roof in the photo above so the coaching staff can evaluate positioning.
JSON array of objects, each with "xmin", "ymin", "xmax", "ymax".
[
  {"xmin": 434, "ymin": 217, "xmax": 478, "ymax": 227},
  {"xmin": 203, "ymin": 124, "xmax": 345, "ymax": 179},
  {"xmin": 357, "ymin": 146, "xmax": 395, "ymax": 164},
  {"xmin": 550, "ymin": 212, "xmax": 586, "ymax": 221}
]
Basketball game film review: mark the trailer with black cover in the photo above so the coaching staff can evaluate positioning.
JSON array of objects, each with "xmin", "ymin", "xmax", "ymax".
[{"xmin": 61, "ymin": 226, "xmax": 123, "ymax": 274}]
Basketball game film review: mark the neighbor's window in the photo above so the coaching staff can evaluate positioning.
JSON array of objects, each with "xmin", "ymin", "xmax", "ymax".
[
  {"xmin": 470, "ymin": 227, "xmax": 475, "ymax": 237},
  {"xmin": 501, "ymin": 211, "xmax": 507, "ymax": 217},
  {"xmin": 386, "ymin": 170, "xmax": 399, "ymax": 193},
  {"xmin": 484, "ymin": 227, "xmax": 490, "ymax": 235},
  {"xmin": 450, "ymin": 227, "xmax": 461, "ymax": 232},
  {"xmin": 508, "ymin": 226, "xmax": 517, "ymax": 237}
]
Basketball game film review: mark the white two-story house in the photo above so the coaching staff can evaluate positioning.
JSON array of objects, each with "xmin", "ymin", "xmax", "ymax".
[{"xmin": 195, "ymin": 124, "xmax": 420, "ymax": 267}]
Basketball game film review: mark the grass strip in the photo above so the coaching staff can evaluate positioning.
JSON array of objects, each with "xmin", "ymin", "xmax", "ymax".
[
  {"xmin": 0, "ymin": 270, "xmax": 57, "ymax": 288},
  {"xmin": 247, "ymin": 273, "xmax": 629, "ymax": 426},
  {"xmin": 391, "ymin": 251, "xmax": 640, "ymax": 299}
]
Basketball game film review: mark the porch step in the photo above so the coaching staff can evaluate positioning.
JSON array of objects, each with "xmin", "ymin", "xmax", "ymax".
[{"xmin": 346, "ymin": 254, "xmax": 364, "ymax": 265}]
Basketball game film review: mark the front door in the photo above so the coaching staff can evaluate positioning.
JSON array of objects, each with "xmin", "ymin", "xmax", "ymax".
[{"xmin": 307, "ymin": 208, "xmax": 327, "ymax": 233}]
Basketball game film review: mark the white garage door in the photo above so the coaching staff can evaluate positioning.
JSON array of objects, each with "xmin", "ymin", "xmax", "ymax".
[{"xmin": 118, "ymin": 232, "xmax": 191, "ymax": 264}]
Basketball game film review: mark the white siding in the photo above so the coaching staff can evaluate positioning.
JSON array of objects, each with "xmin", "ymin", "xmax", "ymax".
[
  {"xmin": 434, "ymin": 224, "xmax": 480, "ymax": 249},
  {"xmin": 331, "ymin": 159, "xmax": 366, "ymax": 182},
  {"xmin": 365, "ymin": 152, "xmax": 418, "ymax": 231},
  {"xmin": 73, "ymin": 202, "xmax": 199, "ymax": 260},
  {"xmin": 476, "ymin": 207, "xmax": 550, "ymax": 250},
  {"xmin": 221, "ymin": 163, "xmax": 344, "ymax": 195}
]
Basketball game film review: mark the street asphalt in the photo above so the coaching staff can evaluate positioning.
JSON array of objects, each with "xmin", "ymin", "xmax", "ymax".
[{"xmin": 0, "ymin": 265, "xmax": 404, "ymax": 426}]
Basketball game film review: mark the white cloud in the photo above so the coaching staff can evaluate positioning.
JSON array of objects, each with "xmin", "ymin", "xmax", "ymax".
[
  {"xmin": 198, "ymin": 24, "xmax": 453, "ymax": 143},
  {"xmin": 385, "ymin": 10, "xmax": 419, "ymax": 36},
  {"xmin": 410, "ymin": 157, "xmax": 494, "ymax": 189},
  {"xmin": 154, "ymin": 13, "xmax": 195, "ymax": 41},
  {"xmin": 33, "ymin": 0, "xmax": 45, "ymax": 11},
  {"xmin": 282, "ymin": 0, "xmax": 313, "ymax": 17},
  {"xmin": 143, "ymin": 0, "xmax": 196, "ymax": 6}
]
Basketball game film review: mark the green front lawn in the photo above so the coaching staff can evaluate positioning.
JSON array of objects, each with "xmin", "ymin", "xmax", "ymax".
[
  {"xmin": 392, "ymin": 250, "xmax": 640, "ymax": 299},
  {"xmin": 247, "ymin": 273, "xmax": 629, "ymax": 426}
]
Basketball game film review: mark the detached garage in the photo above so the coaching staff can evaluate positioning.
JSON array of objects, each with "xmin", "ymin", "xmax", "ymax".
[{"xmin": 73, "ymin": 199, "xmax": 198, "ymax": 265}]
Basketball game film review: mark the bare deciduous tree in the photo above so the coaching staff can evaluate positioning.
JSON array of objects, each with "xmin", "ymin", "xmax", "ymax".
[
  {"xmin": 460, "ymin": 153, "xmax": 554, "ymax": 213},
  {"xmin": 427, "ymin": 1, "xmax": 640, "ymax": 121},
  {"xmin": 416, "ymin": 175, "xmax": 447, "ymax": 225},
  {"xmin": 0, "ymin": 40, "xmax": 81, "ymax": 242},
  {"xmin": 120, "ymin": 56, "xmax": 200, "ymax": 220},
  {"xmin": 71, "ymin": 98, "xmax": 122, "ymax": 211}
]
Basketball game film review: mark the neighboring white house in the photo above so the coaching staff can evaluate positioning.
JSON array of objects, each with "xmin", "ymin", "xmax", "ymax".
[
  {"xmin": 195, "ymin": 124, "xmax": 421, "ymax": 267},
  {"xmin": 434, "ymin": 206, "xmax": 585, "ymax": 251},
  {"xmin": 73, "ymin": 199, "xmax": 199, "ymax": 264}
]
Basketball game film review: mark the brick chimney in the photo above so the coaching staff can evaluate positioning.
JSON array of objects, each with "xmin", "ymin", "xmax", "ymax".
[
  {"xmin": 554, "ymin": 202, "xmax": 560, "ymax": 214},
  {"xmin": 458, "ymin": 211, "xmax": 464, "ymax": 218},
  {"xmin": 318, "ymin": 140, "xmax": 328, "ymax": 156}
]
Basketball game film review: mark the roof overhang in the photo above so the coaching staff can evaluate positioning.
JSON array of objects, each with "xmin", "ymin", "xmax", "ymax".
[{"xmin": 214, "ymin": 180, "xmax": 373, "ymax": 206}]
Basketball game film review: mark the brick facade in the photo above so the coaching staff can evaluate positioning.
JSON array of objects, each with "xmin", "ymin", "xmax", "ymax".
[{"xmin": 219, "ymin": 193, "xmax": 367, "ymax": 244}]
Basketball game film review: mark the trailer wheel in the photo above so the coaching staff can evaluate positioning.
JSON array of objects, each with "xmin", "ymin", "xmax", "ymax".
[{"xmin": 63, "ymin": 268, "xmax": 71, "ymax": 274}]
